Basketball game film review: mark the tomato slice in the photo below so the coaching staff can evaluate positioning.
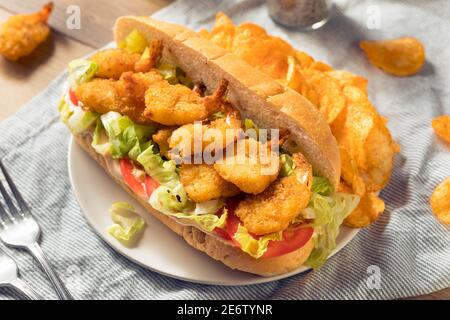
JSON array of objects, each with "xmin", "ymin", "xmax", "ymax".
[
  {"xmin": 214, "ymin": 200, "xmax": 314, "ymax": 259},
  {"xmin": 69, "ymin": 88, "xmax": 79, "ymax": 106},
  {"xmin": 262, "ymin": 226, "xmax": 314, "ymax": 259},
  {"xmin": 120, "ymin": 158, "xmax": 158, "ymax": 199}
]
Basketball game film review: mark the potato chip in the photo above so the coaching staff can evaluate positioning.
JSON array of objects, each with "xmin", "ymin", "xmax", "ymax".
[
  {"xmin": 430, "ymin": 178, "xmax": 450, "ymax": 225},
  {"xmin": 432, "ymin": 115, "xmax": 450, "ymax": 143},
  {"xmin": 203, "ymin": 13, "xmax": 399, "ymax": 227},
  {"xmin": 360, "ymin": 37, "xmax": 425, "ymax": 76},
  {"xmin": 327, "ymin": 70, "xmax": 368, "ymax": 94},
  {"xmin": 340, "ymin": 181, "xmax": 385, "ymax": 228}
]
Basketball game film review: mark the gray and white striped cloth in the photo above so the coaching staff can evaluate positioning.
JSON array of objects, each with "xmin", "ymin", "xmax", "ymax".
[{"xmin": 0, "ymin": 0, "xmax": 449, "ymax": 300}]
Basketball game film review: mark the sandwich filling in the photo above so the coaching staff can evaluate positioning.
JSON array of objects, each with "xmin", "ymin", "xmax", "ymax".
[{"xmin": 59, "ymin": 30, "xmax": 359, "ymax": 269}]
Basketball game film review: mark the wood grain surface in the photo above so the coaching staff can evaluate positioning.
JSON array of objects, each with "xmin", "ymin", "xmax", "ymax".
[{"xmin": 0, "ymin": 0, "xmax": 448, "ymax": 300}]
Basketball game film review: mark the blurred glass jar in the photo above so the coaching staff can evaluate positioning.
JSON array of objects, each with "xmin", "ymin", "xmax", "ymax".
[{"xmin": 267, "ymin": 0, "xmax": 333, "ymax": 30}]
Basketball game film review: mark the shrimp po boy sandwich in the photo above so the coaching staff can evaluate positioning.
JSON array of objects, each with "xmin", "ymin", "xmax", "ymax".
[{"xmin": 59, "ymin": 16, "xmax": 360, "ymax": 276}]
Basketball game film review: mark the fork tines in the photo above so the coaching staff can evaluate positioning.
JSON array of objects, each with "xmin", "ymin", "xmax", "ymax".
[{"xmin": 0, "ymin": 159, "xmax": 29, "ymax": 223}]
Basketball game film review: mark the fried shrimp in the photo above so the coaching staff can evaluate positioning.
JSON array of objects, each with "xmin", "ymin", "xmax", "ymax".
[
  {"xmin": 152, "ymin": 127, "xmax": 175, "ymax": 158},
  {"xmin": 76, "ymin": 70, "xmax": 163, "ymax": 124},
  {"xmin": 90, "ymin": 48, "xmax": 141, "ymax": 79},
  {"xmin": 180, "ymin": 164, "xmax": 240, "ymax": 202},
  {"xmin": 214, "ymin": 138, "xmax": 281, "ymax": 195},
  {"xmin": 169, "ymin": 110, "xmax": 243, "ymax": 158},
  {"xmin": 144, "ymin": 79, "xmax": 229, "ymax": 126},
  {"xmin": 0, "ymin": 2, "xmax": 53, "ymax": 61},
  {"xmin": 234, "ymin": 153, "xmax": 313, "ymax": 235}
]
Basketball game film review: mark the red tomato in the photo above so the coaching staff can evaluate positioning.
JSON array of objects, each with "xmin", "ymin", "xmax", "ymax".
[
  {"xmin": 262, "ymin": 226, "xmax": 314, "ymax": 259},
  {"xmin": 120, "ymin": 159, "xmax": 158, "ymax": 199},
  {"xmin": 214, "ymin": 203, "xmax": 314, "ymax": 259},
  {"xmin": 69, "ymin": 88, "xmax": 79, "ymax": 106}
]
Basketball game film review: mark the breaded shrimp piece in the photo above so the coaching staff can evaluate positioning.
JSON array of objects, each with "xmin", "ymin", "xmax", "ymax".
[
  {"xmin": 0, "ymin": 2, "xmax": 53, "ymax": 61},
  {"xmin": 213, "ymin": 138, "xmax": 281, "ymax": 195},
  {"xmin": 90, "ymin": 48, "xmax": 141, "ymax": 79},
  {"xmin": 144, "ymin": 79, "xmax": 229, "ymax": 126},
  {"xmin": 180, "ymin": 164, "xmax": 240, "ymax": 203},
  {"xmin": 169, "ymin": 109, "xmax": 243, "ymax": 158},
  {"xmin": 76, "ymin": 70, "xmax": 163, "ymax": 124},
  {"xmin": 234, "ymin": 153, "xmax": 313, "ymax": 235},
  {"xmin": 152, "ymin": 127, "xmax": 175, "ymax": 158}
]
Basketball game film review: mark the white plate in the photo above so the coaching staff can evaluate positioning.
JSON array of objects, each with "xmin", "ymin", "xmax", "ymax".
[{"xmin": 68, "ymin": 137, "xmax": 359, "ymax": 286}]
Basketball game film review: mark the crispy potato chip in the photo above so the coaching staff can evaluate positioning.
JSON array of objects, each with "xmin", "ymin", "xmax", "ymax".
[
  {"xmin": 327, "ymin": 70, "xmax": 368, "ymax": 94},
  {"xmin": 339, "ymin": 181, "xmax": 385, "ymax": 228},
  {"xmin": 300, "ymin": 68, "xmax": 347, "ymax": 123},
  {"xmin": 432, "ymin": 115, "xmax": 450, "ymax": 143},
  {"xmin": 331, "ymin": 86, "xmax": 398, "ymax": 193},
  {"xmin": 430, "ymin": 178, "xmax": 450, "ymax": 225},
  {"xmin": 203, "ymin": 13, "xmax": 398, "ymax": 227},
  {"xmin": 360, "ymin": 37, "xmax": 425, "ymax": 76}
]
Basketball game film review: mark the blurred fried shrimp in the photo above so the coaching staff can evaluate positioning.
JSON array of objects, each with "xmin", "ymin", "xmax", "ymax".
[
  {"xmin": 0, "ymin": 2, "xmax": 53, "ymax": 61},
  {"xmin": 169, "ymin": 110, "xmax": 242, "ymax": 158},
  {"xmin": 90, "ymin": 48, "xmax": 141, "ymax": 79},
  {"xmin": 152, "ymin": 127, "xmax": 175, "ymax": 158},
  {"xmin": 214, "ymin": 138, "xmax": 280, "ymax": 195},
  {"xmin": 180, "ymin": 164, "xmax": 240, "ymax": 203},
  {"xmin": 144, "ymin": 79, "xmax": 229, "ymax": 126},
  {"xmin": 76, "ymin": 70, "xmax": 163, "ymax": 124},
  {"xmin": 234, "ymin": 153, "xmax": 312, "ymax": 235}
]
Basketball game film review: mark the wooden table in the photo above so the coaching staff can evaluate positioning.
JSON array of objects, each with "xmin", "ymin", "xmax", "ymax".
[{"xmin": 0, "ymin": 0, "xmax": 448, "ymax": 300}]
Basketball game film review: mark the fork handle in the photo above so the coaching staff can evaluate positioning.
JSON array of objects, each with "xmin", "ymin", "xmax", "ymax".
[
  {"xmin": 27, "ymin": 243, "xmax": 74, "ymax": 300},
  {"xmin": 10, "ymin": 278, "xmax": 42, "ymax": 300}
]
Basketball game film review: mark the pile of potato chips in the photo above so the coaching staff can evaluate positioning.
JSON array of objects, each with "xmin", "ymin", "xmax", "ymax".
[{"xmin": 199, "ymin": 13, "xmax": 401, "ymax": 228}]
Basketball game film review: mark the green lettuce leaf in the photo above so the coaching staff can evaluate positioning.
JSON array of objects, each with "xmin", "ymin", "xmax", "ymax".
[
  {"xmin": 280, "ymin": 153, "xmax": 295, "ymax": 177},
  {"xmin": 68, "ymin": 59, "xmax": 98, "ymax": 88},
  {"xmin": 108, "ymin": 202, "xmax": 146, "ymax": 243},
  {"xmin": 120, "ymin": 29, "xmax": 147, "ymax": 54},
  {"xmin": 312, "ymin": 176, "xmax": 333, "ymax": 196},
  {"xmin": 99, "ymin": 111, "xmax": 155, "ymax": 159},
  {"xmin": 158, "ymin": 63, "xmax": 193, "ymax": 87},
  {"xmin": 233, "ymin": 225, "xmax": 282, "ymax": 259},
  {"xmin": 136, "ymin": 145, "xmax": 179, "ymax": 186},
  {"xmin": 305, "ymin": 192, "xmax": 360, "ymax": 270},
  {"xmin": 149, "ymin": 187, "xmax": 225, "ymax": 232},
  {"xmin": 244, "ymin": 118, "xmax": 259, "ymax": 136},
  {"xmin": 67, "ymin": 107, "xmax": 98, "ymax": 134},
  {"xmin": 58, "ymin": 97, "xmax": 98, "ymax": 133}
]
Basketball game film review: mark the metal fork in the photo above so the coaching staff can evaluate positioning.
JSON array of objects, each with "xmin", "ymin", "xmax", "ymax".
[
  {"xmin": 0, "ymin": 248, "xmax": 42, "ymax": 300},
  {"xmin": 0, "ymin": 160, "xmax": 73, "ymax": 300}
]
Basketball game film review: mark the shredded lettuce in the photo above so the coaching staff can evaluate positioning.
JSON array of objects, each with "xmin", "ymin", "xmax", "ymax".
[
  {"xmin": 120, "ymin": 29, "xmax": 147, "ymax": 53},
  {"xmin": 58, "ymin": 98, "xmax": 72, "ymax": 125},
  {"xmin": 108, "ymin": 202, "xmax": 146, "ymax": 243},
  {"xmin": 312, "ymin": 176, "xmax": 333, "ymax": 196},
  {"xmin": 58, "ymin": 97, "xmax": 98, "ymax": 133},
  {"xmin": 136, "ymin": 145, "xmax": 179, "ymax": 186},
  {"xmin": 280, "ymin": 154, "xmax": 295, "ymax": 177},
  {"xmin": 67, "ymin": 107, "xmax": 98, "ymax": 134},
  {"xmin": 305, "ymin": 192, "xmax": 360, "ymax": 269},
  {"xmin": 99, "ymin": 111, "xmax": 155, "ymax": 159},
  {"xmin": 149, "ymin": 188, "xmax": 225, "ymax": 232},
  {"xmin": 158, "ymin": 63, "xmax": 193, "ymax": 87},
  {"xmin": 68, "ymin": 59, "xmax": 98, "ymax": 88},
  {"xmin": 233, "ymin": 225, "xmax": 282, "ymax": 259},
  {"xmin": 244, "ymin": 118, "xmax": 259, "ymax": 135}
]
